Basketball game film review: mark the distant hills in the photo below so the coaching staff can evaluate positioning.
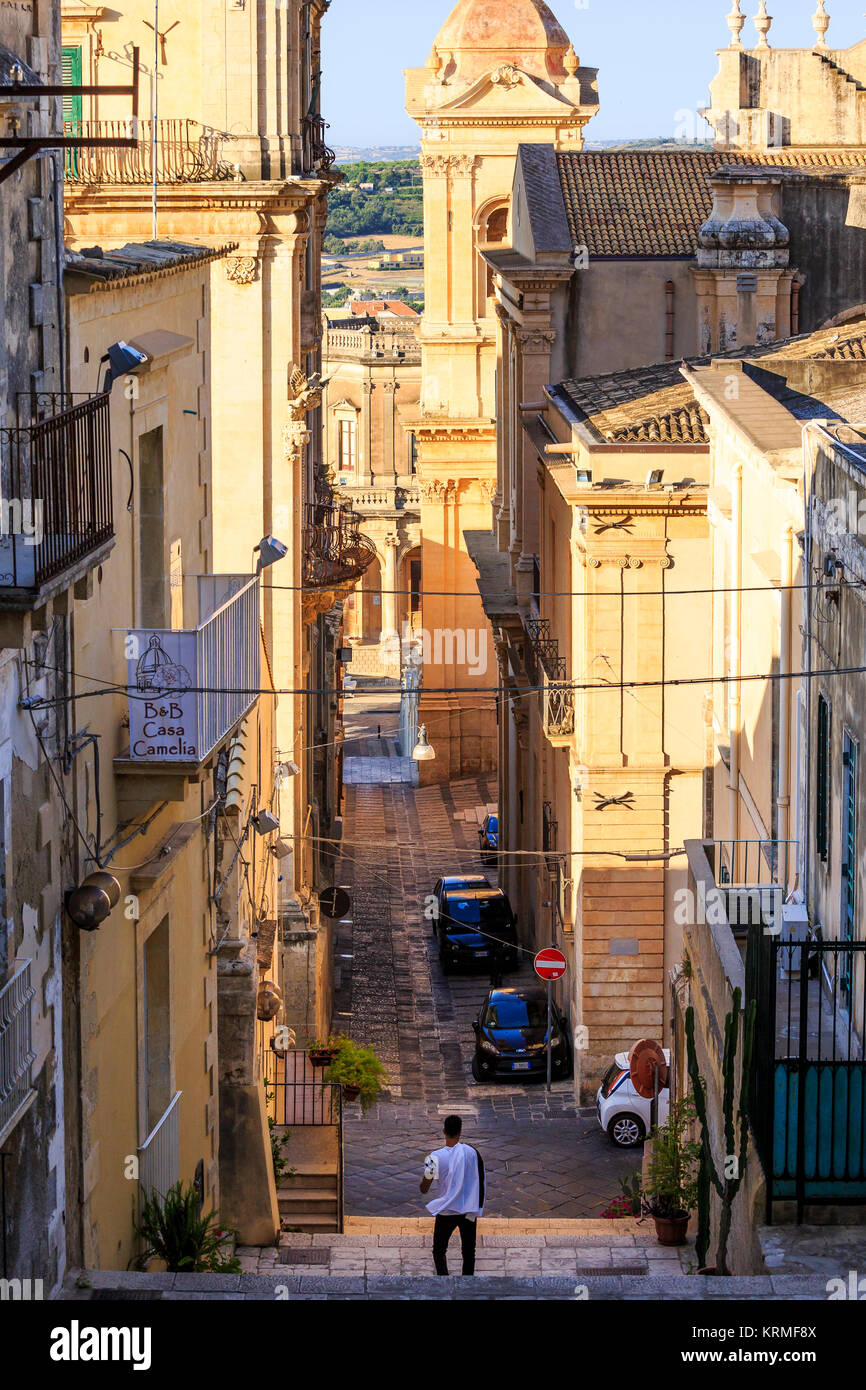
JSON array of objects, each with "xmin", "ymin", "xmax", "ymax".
[
  {"xmin": 332, "ymin": 145, "xmax": 421, "ymax": 163},
  {"xmin": 333, "ymin": 139, "xmax": 715, "ymax": 161}
]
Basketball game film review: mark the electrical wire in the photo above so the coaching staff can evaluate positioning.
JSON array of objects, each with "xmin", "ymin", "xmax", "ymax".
[
  {"xmin": 261, "ymin": 579, "xmax": 854, "ymax": 600},
  {"xmin": 20, "ymin": 658, "xmax": 866, "ymax": 708}
]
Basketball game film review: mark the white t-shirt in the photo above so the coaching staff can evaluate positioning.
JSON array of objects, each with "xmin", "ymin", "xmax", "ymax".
[{"xmin": 423, "ymin": 1142, "xmax": 484, "ymax": 1219}]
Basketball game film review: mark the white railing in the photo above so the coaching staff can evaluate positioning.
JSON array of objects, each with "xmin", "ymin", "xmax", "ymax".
[
  {"xmin": 126, "ymin": 575, "xmax": 260, "ymax": 764},
  {"xmin": 339, "ymin": 485, "xmax": 420, "ymax": 511},
  {"xmin": 139, "ymin": 1091, "xmax": 181, "ymax": 1200},
  {"xmin": 0, "ymin": 961, "xmax": 35, "ymax": 1144}
]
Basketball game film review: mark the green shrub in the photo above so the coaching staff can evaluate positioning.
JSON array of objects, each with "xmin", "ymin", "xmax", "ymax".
[{"xmin": 132, "ymin": 1181, "xmax": 240, "ymax": 1273}]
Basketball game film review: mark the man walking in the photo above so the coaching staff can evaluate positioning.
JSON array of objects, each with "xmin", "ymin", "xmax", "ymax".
[{"xmin": 419, "ymin": 1114, "xmax": 485, "ymax": 1276}]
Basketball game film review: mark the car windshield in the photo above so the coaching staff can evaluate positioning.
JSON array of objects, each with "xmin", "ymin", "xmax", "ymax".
[
  {"xmin": 442, "ymin": 896, "xmax": 511, "ymax": 930},
  {"xmin": 483, "ymin": 997, "xmax": 547, "ymax": 1029}
]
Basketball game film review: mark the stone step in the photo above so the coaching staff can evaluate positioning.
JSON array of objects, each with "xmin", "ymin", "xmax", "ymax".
[
  {"xmin": 279, "ymin": 1191, "xmax": 339, "ymax": 1212},
  {"xmin": 279, "ymin": 1167, "xmax": 339, "ymax": 1194}
]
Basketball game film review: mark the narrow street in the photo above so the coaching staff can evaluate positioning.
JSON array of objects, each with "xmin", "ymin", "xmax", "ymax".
[{"xmin": 329, "ymin": 686, "xmax": 639, "ymax": 1219}]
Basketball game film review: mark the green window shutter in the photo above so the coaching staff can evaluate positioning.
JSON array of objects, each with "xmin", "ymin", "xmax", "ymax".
[
  {"xmin": 61, "ymin": 46, "xmax": 82, "ymax": 125},
  {"xmin": 816, "ymin": 694, "xmax": 829, "ymax": 861}
]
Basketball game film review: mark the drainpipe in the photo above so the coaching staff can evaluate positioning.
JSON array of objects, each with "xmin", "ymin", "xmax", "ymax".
[
  {"xmin": 778, "ymin": 524, "xmax": 794, "ymax": 881},
  {"xmin": 665, "ymin": 281, "xmax": 675, "ymax": 361},
  {"xmin": 729, "ymin": 460, "xmax": 743, "ymax": 843}
]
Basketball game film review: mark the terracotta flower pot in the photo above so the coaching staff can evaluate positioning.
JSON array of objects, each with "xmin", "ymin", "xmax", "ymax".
[
  {"xmin": 653, "ymin": 1213, "xmax": 690, "ymax": 1246},
  {"xmin": 342, "ymin": 1084, "xmax": 362, "ymax": 1102},
  {"xmin": 308, "ymin": 1049, "xmax": 337, "ymax": 1067}
]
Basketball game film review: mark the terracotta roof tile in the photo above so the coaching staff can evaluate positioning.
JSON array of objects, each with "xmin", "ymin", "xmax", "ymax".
[
  {"xmin": 556, "ymin": 150, "xmax": 866, "ymax": 257},
  {"xmin": 558, "ymin": 319, "xmax": 866, "ymax": 443}
]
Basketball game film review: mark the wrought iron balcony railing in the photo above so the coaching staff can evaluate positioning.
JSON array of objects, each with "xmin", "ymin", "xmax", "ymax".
[
  {"xmin": 126, "ymin": 575, "xmax": 259, "ymax": 765},
  {"xmin": 0, "ymin": 960, "xmax": 36, "ymax": 1146},
  {"xmin": 526, "ymin": 616, "xmax": 575, "ymax": 742},
  {"xmin": 0, "ymin": 393, "xmax": 113, "ymax": 592},
  {"xmin": 303, "ymin": 502, "xmax": 376, "ymax": 592},
  {"xmin": 301, "ymin": 114, "xmax": 336, "ymax": 174},
  {"xmin": 63, "ymin": 118, "xmax": 237, "ymax": 184}
]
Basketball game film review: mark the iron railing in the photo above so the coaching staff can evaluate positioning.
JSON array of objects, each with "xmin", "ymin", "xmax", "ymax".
[
  {"xmin": 303, "ymin": 502, "xmax": 377, "ymax": 592},
  {"xmin": 709, "ymin": 839, "xmax": 798, "ymax": 929},
  {"xmin": 301, "ymin": 115, "xmax": 335, "ymax": 173},
  {"xmin": 266, "ymin": 1049, "xmax": 344, "ymax": 1231},
  {"xmin": 747, "ymin": 930, "xmax": 866, "ymax": 1220},
  {"xmin": 63, "ymin": 118, "xmax": 237, "ymax": 184},
  {"xmin": 526, "ymin": 616, "xmax": 575, "ymax": 740},
  {"xmin": 138, "ymin": 1091, "xmax": 181, "ymax": 1201},
  {"xmin": 127, "ymin": 575, "xmax": 260, "ymax": 763},
  {"xmin": 0, "ymin": 393, "xmax": 113, "ymax": 590},
  {"xmin": 0, "ymin": 961, "xmax": 35, "ymax": 1145}
]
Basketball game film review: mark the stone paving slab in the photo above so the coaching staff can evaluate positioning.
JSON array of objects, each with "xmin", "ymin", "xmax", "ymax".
[{"xmin": 62, "ymin": 1270, "xmax": 836, "ymax": 1300}]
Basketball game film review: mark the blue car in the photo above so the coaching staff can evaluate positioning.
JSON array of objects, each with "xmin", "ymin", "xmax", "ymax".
[{"xmin": 478, "ymin": 813, "xmax": 499, "ymax": 862}]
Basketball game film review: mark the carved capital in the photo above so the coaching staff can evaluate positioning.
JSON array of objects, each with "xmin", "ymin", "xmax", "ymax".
[
  {"xmin": 283, "ymin": 420, "xmax": 311, "ymax": 460},
  {"xmin": 419, "ymin": 152, "xmax": 477, "ymax": 178},
  {"xmin": 515, "ymin": 327, "xmax": 556, "ymax": 354},
  {"xmin": 418, "ymin": 477, "xmax": 457, "ymax": 504}
]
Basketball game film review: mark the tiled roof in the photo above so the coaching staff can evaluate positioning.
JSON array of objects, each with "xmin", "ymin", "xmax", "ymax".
[
  {"xmin": 557, "ymin": 319, "xmax": 866, "ymax": 444},
  {"xmin": 65, "ymin": 240, "xmax": 234, "ymax": 287},
  {"xmin": 556, "ymin": 150, "xmax": 866, "ymax": 257},
  {"xmin": 347, "ymin": 300, "xmax": 419, "ymax": 318}
]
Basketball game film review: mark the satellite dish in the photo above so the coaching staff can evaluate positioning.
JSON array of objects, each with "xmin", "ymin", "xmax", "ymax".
[
  {"xmin": 628, "ymin": 1038, "xmax": 669, "ymax": 1100},
  {"xmin": 319, "ymin": 886, "xmax": 351, "ymax": 920}
]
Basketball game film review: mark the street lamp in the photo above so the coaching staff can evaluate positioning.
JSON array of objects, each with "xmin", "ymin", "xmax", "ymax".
[
  {"xmin": 412, "ymin": 724, "xmax": 435, "ymax": 761},
  {"xmin": 254, "ymin": 535, "xmax": 288, "ymax": 572}
]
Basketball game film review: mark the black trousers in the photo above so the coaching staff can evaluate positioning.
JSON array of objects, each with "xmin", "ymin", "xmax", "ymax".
[{"xmin": 432, "ymin": 1214, "xmax": 477, "ymax": 1276}]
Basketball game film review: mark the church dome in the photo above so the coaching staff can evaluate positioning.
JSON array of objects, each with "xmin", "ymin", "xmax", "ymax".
[{"xmin": 432, "ymin": 0, "xmax": 572, "ymax": 80}]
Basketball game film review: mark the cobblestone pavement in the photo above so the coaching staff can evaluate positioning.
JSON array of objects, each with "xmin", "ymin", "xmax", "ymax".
[{"xmin": 330, "ymin": 728, "xmax": 641, "ymax": 1218}]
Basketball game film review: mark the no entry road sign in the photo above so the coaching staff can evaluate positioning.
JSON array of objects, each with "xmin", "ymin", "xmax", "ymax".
[{"xmin": 534, "ymin": 947, "xmax": 567, "ymax": 981}]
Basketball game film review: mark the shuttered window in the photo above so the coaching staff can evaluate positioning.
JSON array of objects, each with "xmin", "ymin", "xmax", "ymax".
[
  {"xmin": 61, "ymin": 46, "xmax": 82, "ymax": 125},
  {"xmin": 816, "ymin": 694, "xmax": 830, "ymax": 861}
]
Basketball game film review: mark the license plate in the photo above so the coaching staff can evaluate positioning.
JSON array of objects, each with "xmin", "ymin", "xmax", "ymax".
[
  {"xmin": 475, "ymin": 951, "xmax": 489, "ymax": 958},
  {"xmin": 511, "ymin": 1061, "xmax": 531, "ymax": 1071}
]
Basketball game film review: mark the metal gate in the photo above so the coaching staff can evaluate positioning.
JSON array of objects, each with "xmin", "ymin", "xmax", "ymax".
[
  {"xmin": 265, "ymin": 1049, "xmax": 344, "ymax": 1231},
  {"xmin": 748, "ymin": 929, "xmax": 866, "ymax": 1221}
]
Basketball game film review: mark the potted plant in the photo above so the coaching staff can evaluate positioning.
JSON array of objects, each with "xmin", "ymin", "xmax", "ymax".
[
  {"xmin": 306, "ymin": 1033, "xmax": 344, "ymax": 1067},
  {"xmin": 601, "ymin": 1172, "xmax": 642, "ymax": 1219},
  {"xmin": 641, "ymin": 1096, "xmax": 700, "ymax": 1246},
  {"xmin": 132, "ymin": 1181, "xmax": 240, "ymax": 1273},
  {"xmin": 325, "ymin": 1038, "xmax": 387, "ymax": 1112}
]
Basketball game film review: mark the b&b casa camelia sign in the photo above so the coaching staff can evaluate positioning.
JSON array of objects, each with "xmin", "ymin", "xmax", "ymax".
[{"xmin": 127, "ymin": 631, "xmax": 198, "ymax": 761}]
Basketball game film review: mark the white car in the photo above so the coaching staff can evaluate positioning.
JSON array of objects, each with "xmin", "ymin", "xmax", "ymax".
[{"xmin": 596, "ymin": 1050, "xmax": 671, "ymax": 1148}]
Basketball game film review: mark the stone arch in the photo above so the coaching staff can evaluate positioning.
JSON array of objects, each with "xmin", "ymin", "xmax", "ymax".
[{"xmin": 475, "ymin": 196, "xmax": 511, "ymax": 316}]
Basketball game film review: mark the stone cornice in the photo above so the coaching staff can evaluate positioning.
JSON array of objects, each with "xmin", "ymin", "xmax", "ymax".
[{"xmin": 64, "ymin": 178, "xmax": 327, "ymax": 217}]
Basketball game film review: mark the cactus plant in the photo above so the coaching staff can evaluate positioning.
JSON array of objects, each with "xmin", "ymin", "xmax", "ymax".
[{"xmin": 685, "ymin": 985, "xmax": 756, "ymax": 1274}]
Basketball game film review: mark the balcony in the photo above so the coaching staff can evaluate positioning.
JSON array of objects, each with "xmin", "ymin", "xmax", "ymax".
[
  {"xmin": 0, "ymin": 961, "xmax": 36, "ymax": 1148},
  {"xmin": 301, "ymin": 115, "xmax": 335, "ymax": 174},
  {"xmin": 303, "ymin": 503, "xmax": 376, "ymax": 623},
  {"xmin": 526, "ymin": 617, "xmax": 575, "ymax": 745},
  {"xmin": 117, "ymin": 576, "xmax": 260, "ymax": 815},
  {"xmin": 335, "ymin": 484, "xmax": 420, "ymax": 514},
  {"xmin": 63, "ymin": 119, "xmax": 236, "ymax": 185},
  {"xmin": 0, "ymin": 393, "xmax": 114, "ymax": 640},
  {"xmin": 706, "ymin": 838, "xmax": 797, "ymax": 935}
]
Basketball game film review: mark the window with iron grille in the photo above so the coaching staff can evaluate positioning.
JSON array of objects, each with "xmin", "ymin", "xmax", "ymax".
[{"xmin": 816, "ymin": 693, "xmax": 830, "ymax": 862}]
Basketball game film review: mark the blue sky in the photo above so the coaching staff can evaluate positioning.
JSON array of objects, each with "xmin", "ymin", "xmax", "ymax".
[{"xmin": 322, "ymin": 0, "xmax": 865, "ymax": 147}]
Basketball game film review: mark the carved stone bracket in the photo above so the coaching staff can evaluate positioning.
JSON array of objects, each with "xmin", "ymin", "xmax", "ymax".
[{"xmin": 225, "ymin": 256, "xmax": 259, "ymax": 286}]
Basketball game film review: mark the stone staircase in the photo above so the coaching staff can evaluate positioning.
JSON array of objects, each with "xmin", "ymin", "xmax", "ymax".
[{"xmin": 277, "ymin": 1162, "xmax": 340, "ymax": 1234}]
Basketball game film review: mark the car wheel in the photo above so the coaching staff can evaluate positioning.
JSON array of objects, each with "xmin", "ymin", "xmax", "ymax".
[
  {"xmin": 608, "ymin": 1112, "xmax": 646, "ymax": 1148},
  {"xmin": 471, "ymin": 1056, "xmax": 486, "ymax": 1083}
]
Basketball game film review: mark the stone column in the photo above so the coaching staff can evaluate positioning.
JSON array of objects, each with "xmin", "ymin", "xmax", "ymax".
[
  {"xmin": 359, "ymin": 379, "xmax": 374, "ymax": 486},
  {"xmin": 381, "ymin": 532, "xmax": 400, "ymax": 641}
]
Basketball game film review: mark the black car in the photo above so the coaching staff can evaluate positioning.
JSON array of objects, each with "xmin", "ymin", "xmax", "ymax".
[
  {"xmin": 429, "ymin": 874, "xmax": 491, "ymax": 935},
  {"xmin": 471, "ymin": 987, "xmax": 572, "ymax": 1082},
  {"xmin": 437, "ymin": 887, "xmax": 519, "ymax": 974}
]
